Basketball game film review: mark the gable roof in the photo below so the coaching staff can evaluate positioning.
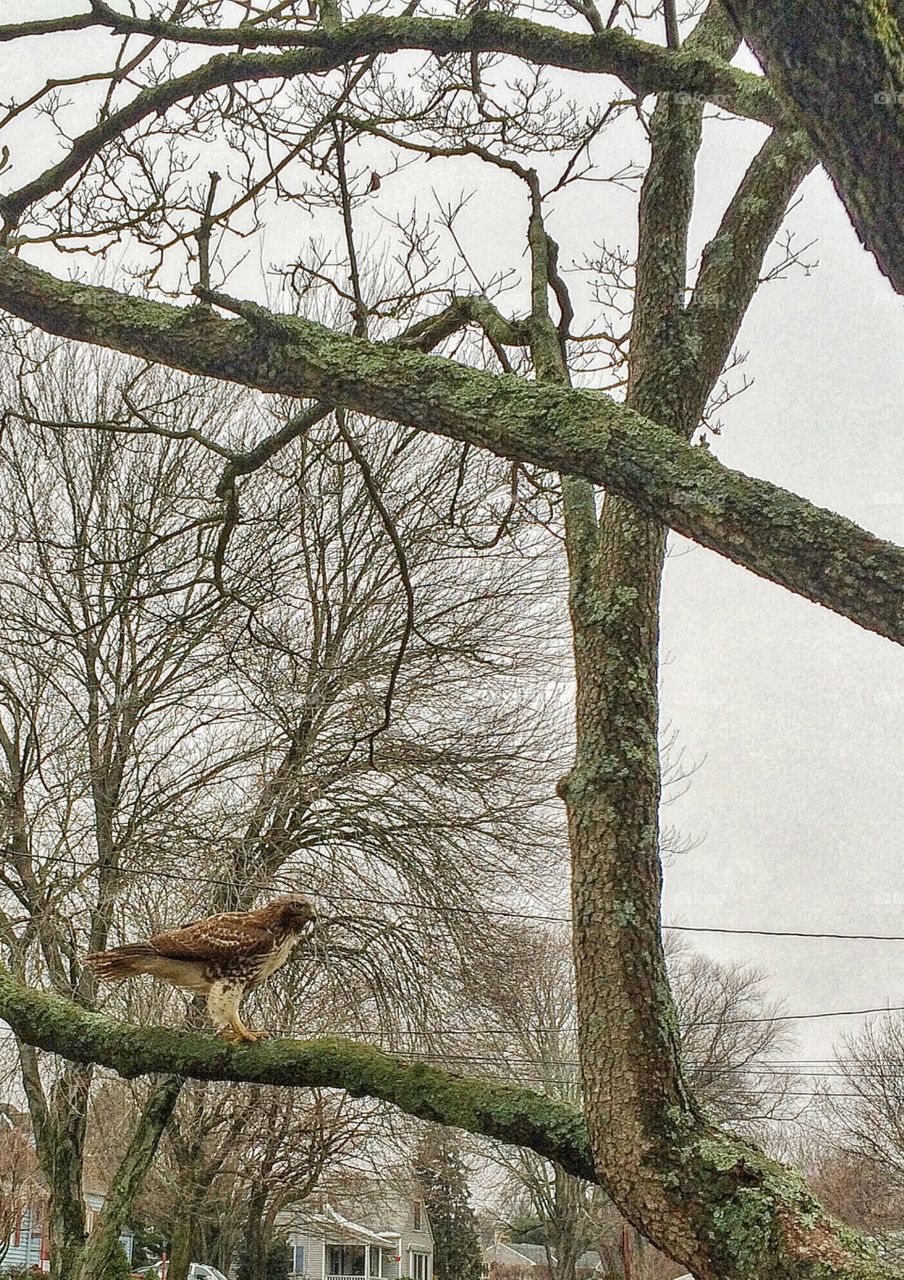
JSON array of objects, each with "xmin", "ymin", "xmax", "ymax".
[
  {"xmin": 278, "ymin": 1202, "xmax": 414, "ymax": 1247},
  {"xmin": 485, "ymin": 1243, "xmax": 554, "ymax": 1267}
]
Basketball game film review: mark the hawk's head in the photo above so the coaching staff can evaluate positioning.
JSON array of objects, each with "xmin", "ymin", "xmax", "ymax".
[{"xmin": 271, "ymin": 893, "xmax": 317, "ymax": 934}]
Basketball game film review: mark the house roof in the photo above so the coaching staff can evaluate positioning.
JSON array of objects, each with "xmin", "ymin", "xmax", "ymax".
[
  {"xmin": 485, "ymin": 1243, "xmax": 554, "ymax": 1267},
  {"xmin": 290, "ymin": 1204, "xmax": 400, "ymax": 1247}
]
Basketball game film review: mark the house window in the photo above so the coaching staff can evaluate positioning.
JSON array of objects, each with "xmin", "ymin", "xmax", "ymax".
[
  {"xmin": 328, "ymin": 1244, "xmax": 367, "ymax": 1276},
  {"xmin": 410, "ymin": 1252, "xmax": 429, "ymax": 1280},
  {"xmin": 293, "ymin": 1244, "xmax": 307, "ymax": 1275},
  {"xmin": 413, "ymin": 1202, "xmax": 423, "ymax": 1231}
]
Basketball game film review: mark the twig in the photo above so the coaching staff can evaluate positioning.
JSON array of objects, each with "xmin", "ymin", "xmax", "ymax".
[
  {"xmin": 196, "ymin": 171, "xmax": 222, "ymax": 297},
  {"xmin": 334, "ymin": 410, "xmax": 415, "ymax": 765}
]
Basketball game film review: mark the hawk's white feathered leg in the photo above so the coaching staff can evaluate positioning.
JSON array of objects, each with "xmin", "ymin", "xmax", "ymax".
[{"xmin": 206, "ymin": 979, "xmax": 267, "ymax": 1042}]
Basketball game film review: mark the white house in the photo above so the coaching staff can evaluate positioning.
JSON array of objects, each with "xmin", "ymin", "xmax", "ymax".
[
  {"xmin": 1, "ymin": 1188, "xmax": 134, "ymax": 1271},
  {"xmin": 0, "ymin": 1107, "xmax": 135, "ymax": 1273},
  {"xmin": 484, "ymin": 1242, "xmax": 552, "ymax": 1277},
  {"xmin": 278, "ymin": 1188, "xmax": 434, "ymax": 1280}
]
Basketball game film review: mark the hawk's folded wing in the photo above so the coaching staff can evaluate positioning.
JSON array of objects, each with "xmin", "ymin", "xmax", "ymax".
[{"xmin": 148, "ymin": 912, "xmax": 276, "ymax": 964}]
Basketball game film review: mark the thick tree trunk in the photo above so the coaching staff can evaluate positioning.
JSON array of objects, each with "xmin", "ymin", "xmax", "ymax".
[
  {"xmin": 43, "ymin": 1068, "xmax": 90, "ymax": 1280},
  {"xmin": 557, "ymin": 40, "xmax": 708, "ymax": 1273},
  {"xmin": 243, "ymin": 1184, "xmax": 271, "ymax": 1280},
  {"xmin": 557, "ymin": 54, "xmax": 886, "ymax": 1280},
  {"xmin": 562, "ymin": 497, "xmax": 696, "ymax": 1249},
  {"xmin": 722, "ymin": 0, "xmax": 904, "ymax": 297},
  {"xmin": 547, "ymin": 1168, "xmax": 584, "ymax": 1280},
  {"xmin": 169, "ymin": 1191, "xmax": 203, "ymax": 1280}
]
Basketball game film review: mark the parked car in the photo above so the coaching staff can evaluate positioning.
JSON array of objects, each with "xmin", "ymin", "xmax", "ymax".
[{"xmin": 132, "ymin": 1263, "xmax": 230, "ymax": 1280}]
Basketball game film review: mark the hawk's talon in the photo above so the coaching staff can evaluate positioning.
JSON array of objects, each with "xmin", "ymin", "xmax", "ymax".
[{"xmin": 220, "ymin": 1025, "xmax": 269, "ymax": 1044}]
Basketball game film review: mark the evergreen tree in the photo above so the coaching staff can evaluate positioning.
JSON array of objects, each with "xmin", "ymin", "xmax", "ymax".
[
  {"xmin": 415, "ymin": 1128, "xmax": 484, "ymax": 1280},
  {"xmin": 236, "ymin": 1237, "xmax": 291, "ymax": 1280},
  {"xmin": 104, "ymin": 1243, "xmax": 134, "ymax": 1280}
]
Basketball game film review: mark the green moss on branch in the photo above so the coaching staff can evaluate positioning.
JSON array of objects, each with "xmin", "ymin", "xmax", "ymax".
[
  {"xmin": 2, "ymin": 969, "xmax": 901, "ymax": 1279},
  {"xmin": 0, "ymin": 967, "xmax": 595, "ymax": 1180},
  {"xmin": 0, "ymin": 251, "xmax": 899, "ymax": 646},
  {"xmin": 0, "ymin": 12, "xmax": 781, "ymax": 232}
]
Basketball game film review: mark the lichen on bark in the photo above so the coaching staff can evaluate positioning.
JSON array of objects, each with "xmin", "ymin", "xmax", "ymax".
[
  {"xmin": 722, "ymin": 0, "xmax": 904, "ymax": 296},
  {"xmin": 0, "ymin": 250, "xmax": 899, "ymax": 645}
]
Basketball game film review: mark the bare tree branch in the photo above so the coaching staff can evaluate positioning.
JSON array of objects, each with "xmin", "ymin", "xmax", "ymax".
[
  {"xmin": 0, "ymin": 252, "xmax": 897, "ymax": 644},
  {"xmin": 0, "ymin": 11, "xmax": 782, "ymax": 232}
]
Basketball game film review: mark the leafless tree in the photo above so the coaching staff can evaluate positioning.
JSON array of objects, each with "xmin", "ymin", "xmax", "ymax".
[
  {"xmin": 476, "ymin": 926, "xmax": 793, "ymax": 1280},
  {"xmin": 670, "ymin": 942, "xmax": 793, "ymax": 1130},
  {"xmin": 818, "ymin": 1014, "xmax": 904, "ymax": 1260},
  {"xmin": 797, "ymin": 1140, "xmax": 904, "ymax": 1244},
  {"xmin": 0, "ymin": 335, "xmax": 563, "ymax": 1277}
]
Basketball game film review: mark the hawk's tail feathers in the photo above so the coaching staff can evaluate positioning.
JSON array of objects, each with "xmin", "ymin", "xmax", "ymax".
[{"xmin": 83, "ymin": 943, "xmax": 159, "ymax": 982}]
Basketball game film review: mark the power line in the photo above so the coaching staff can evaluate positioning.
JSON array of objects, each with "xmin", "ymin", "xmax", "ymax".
[
  {"xmin": 667, "ymin": 924, "xmax": 904, "ymax": 942},
  {"xmin": 723, "ymin": 1005, "xmax": 904, "ymax": 1025},
  {"xmin": 6, "ymin": 857, "xmax": 904, "ymax": 1036},
  {"xmin": 6, "ymin": 863, "xmax": 904, "ymax": 1027},
  {"xmin": 338, "ymin": 1004, "xmax": 904, "ymax": 1036},
  {"xmin": 6, "ymin": 844, "xmax": 904, "ymax": 943}
]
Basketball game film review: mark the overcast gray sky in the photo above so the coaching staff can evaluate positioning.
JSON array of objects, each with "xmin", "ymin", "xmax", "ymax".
[{"xmin": 660, "ymin": 164, "xmax": 904, "ymax": 1067}]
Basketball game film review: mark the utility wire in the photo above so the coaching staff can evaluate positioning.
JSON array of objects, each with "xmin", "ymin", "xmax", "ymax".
[
  {"xmin": 327, "ymin": 1004, "xmax": 904, "ymax": 1034},
  {"xmin": 5, "ymin": 844, "xmax": 904, "ymax": 943},
  {"xmin": 6, "ymin": 857, "xmax": 904, "ymax": 1032}
]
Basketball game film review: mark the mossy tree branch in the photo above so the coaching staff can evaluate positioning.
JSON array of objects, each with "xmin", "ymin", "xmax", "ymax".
[
  {"xmin": 0, "ymin": 967, "xmax": 595, "ymax": 1181},
  {"xmin": 0, "ymin": 249, "xmax": 899, "ymax": 645},
  {"xmin": 1, "ymin": 969, "xmax": 899, "ymax": 1280},
  {"xmin": 0, "ymin": 10, "xmax": 781, "ymax": 231}
]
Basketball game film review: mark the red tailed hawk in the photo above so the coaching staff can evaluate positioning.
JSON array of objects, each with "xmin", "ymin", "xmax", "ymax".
[{"xmin": 84, "ymin": 894, "xmax": 316, "ymax": 1042}]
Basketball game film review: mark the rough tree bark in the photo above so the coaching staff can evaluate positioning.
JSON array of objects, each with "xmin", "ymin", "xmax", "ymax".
[
  {"xmin": 0, "ymin": 251, "xmax": 898, "ymax": 645},
  {"xmin": 555, "ymin": 8, "xmax": 866, "ymax": 1277},
  {"xmin": 722, "ymin": 0, "xmax": 904, "ymax": 298}
]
